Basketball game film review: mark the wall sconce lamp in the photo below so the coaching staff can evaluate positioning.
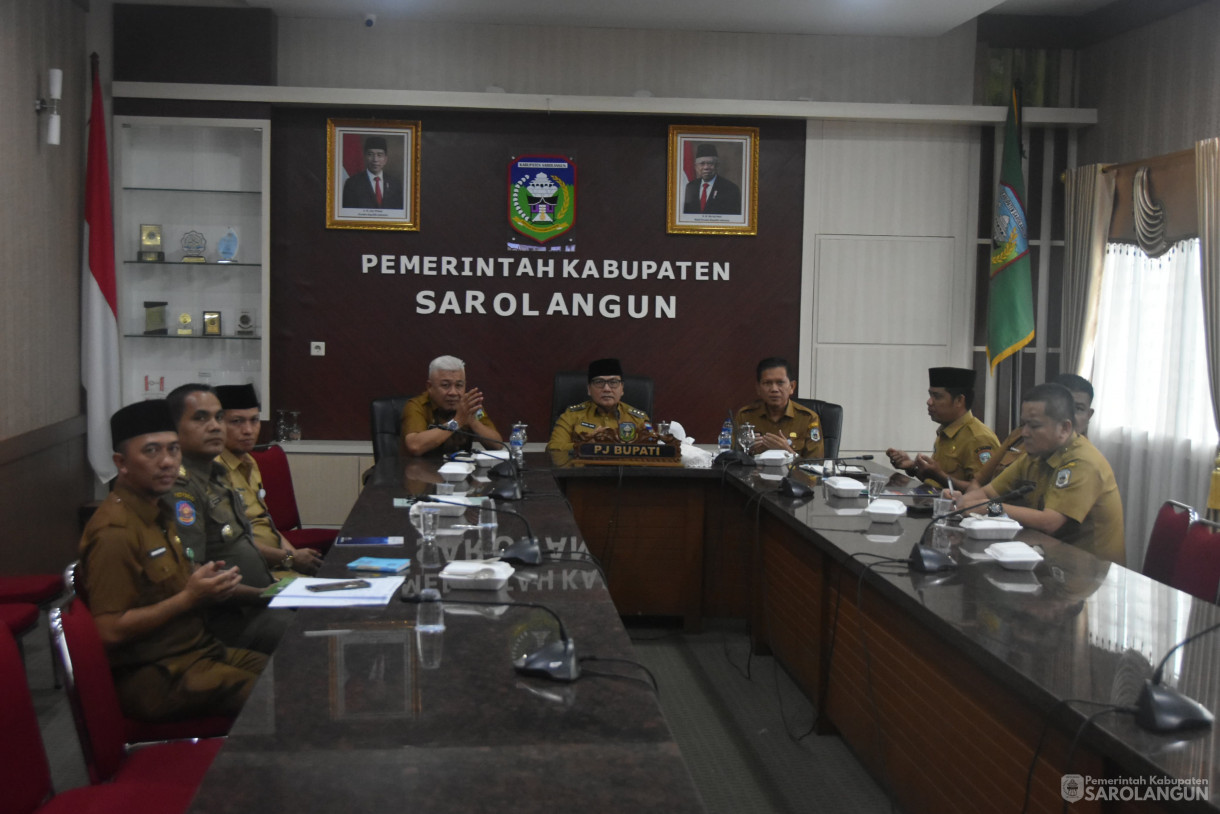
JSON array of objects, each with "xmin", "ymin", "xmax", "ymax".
[{"xmin": 35, "ymin": 68, "xmax": 63, "ymax": 146}]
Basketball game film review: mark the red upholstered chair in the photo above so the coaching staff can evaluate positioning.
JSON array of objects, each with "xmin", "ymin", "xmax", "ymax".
[
  {"xmin": 49, "ymin": 599, "xmax": 229, "ymax": 786},
  {"xmin": 1171, "ymin": 518, "xmax": 1220, "ymax": 604},
  {"xmin": 0, "ymin": 624, "xmax": 203, "ymax": 814},
  {"xmin": 0, "ymin": 602, "xmax": 40, "ymax": 660},
  {"xmin": 1142, "ymin": 500, "xmax": 1197, "ymax": 588},
  {"xmin": 249, "ymin": 443, "xmax": 336, "ymax": 554},
  {"xmin": 0, "ymin": 572, "xmax": 64, "ymax": 606}
]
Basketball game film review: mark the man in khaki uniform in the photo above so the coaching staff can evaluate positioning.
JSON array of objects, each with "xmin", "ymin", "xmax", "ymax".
[
  {"xmin": 974, "ymin": 373, "xmax": 1096, "ymax": 487},
  {"xmin": 214, "ymin": 384, "xmax": 320, "ymax": 576},
  {"xmin": 886, "ymin": 366, "xmax": 999, "ymax": 487},
  {"xmin": 79, "ymin": 400, "xmax": 265, "ymax": 722},
  {"xmin": 735, "ymin": 357, "xmax": 824, "ymax": 459},
  {"xmin": 547, "ymin": 358, "xmax": 651, "ymax": 456},
  {"xmin": 168, "ymin": 384, "xmax": 289, "ymax": 654},
  {"xmin": 958, "ymin": 383, "xmax": 1125, "ymax": 566},
  {"xmin": 402, "ymin": 355, "xmax": 503, "ymax": 456}
]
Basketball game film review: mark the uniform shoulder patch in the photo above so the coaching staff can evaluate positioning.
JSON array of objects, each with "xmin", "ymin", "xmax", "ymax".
[
  {"xmin": 1055, "ymin": 467, "xmax": 1072, "ymax": 488},
  {"xmin": 567, "ymin": 402, "xmax": 589, "ymax": 412},
  {"xmin": 810, "ymin": 427, "xmax": 821, "ymax": 442},
  {"xmin": 175, "ymin": 500, "xmax": 197, "ymax": 526},
  {"xmin": 979, "ymin": 451, "xmax": 992, "ymax": 463},
  {"xmin": 628, "ymin": 407, "xmax": 647, "ymax": 418}
]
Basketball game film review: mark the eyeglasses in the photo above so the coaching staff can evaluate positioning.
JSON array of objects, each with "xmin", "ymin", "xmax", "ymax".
[{"xmin": 590, "ymin": 378, "xmax": 623, "ymax": 389}]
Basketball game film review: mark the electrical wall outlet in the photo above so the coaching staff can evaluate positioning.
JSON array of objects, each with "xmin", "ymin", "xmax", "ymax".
[{"xmin": 310, "ymin": 341, "xmax": 325, "ymax": 356}]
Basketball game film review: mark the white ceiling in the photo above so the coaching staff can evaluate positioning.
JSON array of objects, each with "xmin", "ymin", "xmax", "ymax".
[{"xmin": 237, "ymin": 0, "xmax": 1117, "ymax": 37}]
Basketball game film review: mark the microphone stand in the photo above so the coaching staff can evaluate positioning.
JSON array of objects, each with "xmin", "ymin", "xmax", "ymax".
[
  {"xmin": 1135, "ymin": 620, "xmax": 1220, "ymax": 732},
  {"xmin": 404, "ymin": 593, "xmax": 580, "ymax": 681},
  {"xmin": 431, "ymin": 424, "xmax": 522, "ymax": 499},
  {"xmin": 421, "ymin": 496, "xmax": 542, "ymax": 565}
]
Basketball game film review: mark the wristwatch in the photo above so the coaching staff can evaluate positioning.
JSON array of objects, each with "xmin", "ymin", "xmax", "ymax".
[
  {"xmin": 443, "ymin": 419, "xmax": 460, "ymax": 432},
  {"xmin": 282, "ymin": 553, "xmax": 295, "ymax": 571}
]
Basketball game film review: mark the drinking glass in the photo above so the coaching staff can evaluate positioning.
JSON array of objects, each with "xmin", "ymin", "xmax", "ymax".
[
  {"xmin": 478, "ymin": 504, "xmax": 499, "ymax": 558},
  {"xmin": 418, "ymin": 506, "xmax": 442, "ymax": 568},
  {"xmin": 737, "ymin": 423, "xmax": 756, "ymax": 455},
  {"xmin": 288, "ymin": 411, "xmax": 302, "ymax": 441},
  {"xmin": 867, "ymin": 474, "xmax": 887, "ymax": 502}
]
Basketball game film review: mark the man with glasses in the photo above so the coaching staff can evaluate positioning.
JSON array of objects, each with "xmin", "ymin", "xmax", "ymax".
[
  {"xmin": 214, "ymin": 384, "xmax": 320, "ymax": 576},
  {"xmin": 547, "ymin": 358, "xmax": 651, "ymax": 455},
  {"xmin": 402, "ymin": 355, "xmax": 503, "ymax": 456}
]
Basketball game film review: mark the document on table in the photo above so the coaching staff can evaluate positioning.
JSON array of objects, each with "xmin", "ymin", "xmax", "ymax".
[{"xmin": 268, "ymin": 576, "xmax": 405, "ymax": 608}]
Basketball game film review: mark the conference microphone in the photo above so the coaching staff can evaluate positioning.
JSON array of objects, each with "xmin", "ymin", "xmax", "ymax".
[
  {"xmin": 420, "ymin": 495, "xmax": 542, "ymax": 565},
  {"xmin": 931, "ymin": 483, "xmax": 1035, "ymax": 523},
  {"xmin": 1134, "ymin": 620, "xmax": 1220, "ymax": 733},
  {"xmin": 835, "ymin": 455, "xmax": 875, "ymax": 464},
  {"xmin": 431, "ymin": 424, "xmax": 521, "ymax": 499},
  {"xmin": 404, "ymin": 592, "xmax": 580, "ymax": 681}
]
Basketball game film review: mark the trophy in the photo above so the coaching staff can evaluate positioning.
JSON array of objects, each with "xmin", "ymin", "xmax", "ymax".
[
  {"xmin": 177, "ymin": 312, "xmax": 193, "ymax": 336},
  {"xmin": 143, "ymin": 301, "xmax": 168, "ymax": 335},
  {"xmin": 181, "ymin": 231, "xmax": 207, "ymax": 263},
  {"xmin": 217, "ymin": 228, "xmax": 238, "ymax": 263},
  {"xmin": 235, "ymin": 309, "xmax": 256, "ymax": 336},
  {"xmin": 138, "ymin": 225, "xmax": 164, "ymax": 262},
  {"xmin": 203, "ymin": 311, "xmax": 222, "ymax": 336}
]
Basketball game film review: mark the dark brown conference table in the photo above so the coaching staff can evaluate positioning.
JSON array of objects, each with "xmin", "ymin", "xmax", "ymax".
[{"xmin": 189, "ymin": 453, "xmax": 1218, "ymax": 814}]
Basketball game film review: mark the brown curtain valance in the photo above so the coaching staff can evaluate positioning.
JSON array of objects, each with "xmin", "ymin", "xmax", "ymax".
[{"xmin": 1107, "ymin": 147, "xmax": 1198, "ymax": 245}]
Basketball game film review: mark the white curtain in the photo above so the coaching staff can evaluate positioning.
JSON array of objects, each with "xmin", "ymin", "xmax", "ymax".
[{"xmin": 1091, "ymin": 239, "xmax": 1217, "ymax": 570}]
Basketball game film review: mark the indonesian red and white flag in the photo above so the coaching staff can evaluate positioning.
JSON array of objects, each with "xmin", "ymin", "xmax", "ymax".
[{"xmin": 82, "ymin": 54, "xmax": 120, "ymax": 482}]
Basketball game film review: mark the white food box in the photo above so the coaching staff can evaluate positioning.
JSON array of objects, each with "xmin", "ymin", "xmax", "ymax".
[
  {"xmin": 960, "ymin": 516, "xmax": 1022, "ymax": 541},
  {"xmin": 865, "ymin": 499, "xmax": 906, "ymax": 523},
  {"xmin": 755, "ymin": 449, "xmax": 795, "ymax": 467},
  {"xmin": 472, "ymin": 450, "xmax": 510, "ymax": 468},
  {"xmin": 438, "ymin": 462, "xmax": 476, "ymax": 482},
  {"xmin": 824, "ymin": 476, "xmax": 863, "ymax": 498},
  {"xmin": 984, "ymin": 541, "xmax": 1044, "ymax": 570},
  {"xmin": 439, "ymin": 560, "xmax": 515, "ymax": 590}
]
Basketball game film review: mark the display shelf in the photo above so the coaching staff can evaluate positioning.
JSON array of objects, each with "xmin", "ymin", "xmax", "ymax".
[{"xmin": 113, "ymin": 116, "xmax": 270, "ymax": 411}]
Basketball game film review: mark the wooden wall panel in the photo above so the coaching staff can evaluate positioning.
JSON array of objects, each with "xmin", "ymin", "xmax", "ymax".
[
  {"xmin": 0, "ymin": 0, "xmax": 86, "ymax": 440},
  {"xmin": 269, "ymin": 109, "xmax": 806, "ymax": 442}
]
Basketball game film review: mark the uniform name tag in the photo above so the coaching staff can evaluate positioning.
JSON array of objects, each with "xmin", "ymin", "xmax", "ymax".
[{"xmin": 148, "ymin": 546, "xmax": 167, "ymax": 558}]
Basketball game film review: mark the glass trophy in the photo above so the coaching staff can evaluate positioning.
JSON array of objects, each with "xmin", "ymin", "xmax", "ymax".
[
  {"xmin": 177, "ymin": 312, "xmax": 193, "ymax": 336},
  {"xmin": 217, "ymin": 228, "xmax": 238, "ymax": 263}
]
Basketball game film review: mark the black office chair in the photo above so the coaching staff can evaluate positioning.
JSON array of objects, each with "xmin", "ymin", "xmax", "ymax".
[
  {"xmin": 369, "ymin": 395, "xmax": 410, "ymax": 463},
  {"xmin": 551, "ymin": 372, "xmax": 655, "ymax": 425},
  {"xmin": 793, "ymin": 397, "xmax": 843, "ymax": 460}
]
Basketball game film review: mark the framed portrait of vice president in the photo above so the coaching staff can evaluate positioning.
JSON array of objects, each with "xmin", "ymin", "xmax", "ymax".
[
  {"xmin": 667, "ymin": 125, "xmax": 758, "ymax": 236},
  {"xmin": 326, "ymin": 119, "xmax": 421, "ymax": 231}
]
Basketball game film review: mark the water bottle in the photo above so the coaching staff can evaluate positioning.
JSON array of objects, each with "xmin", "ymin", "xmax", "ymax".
[
  {"xmin": 510, "ymin": 422, "xmax": 527, "ymax": 468},
  {"xmin": 718, "ymin": 419, "xmax": 733, "ymax": 453}
]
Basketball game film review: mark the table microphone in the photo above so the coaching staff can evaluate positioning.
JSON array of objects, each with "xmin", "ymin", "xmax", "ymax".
[
  {"xmin": 431, "ymin": 424, "xmax": 521, "ymax": 499},
  {"xmin": 1134, "ymin": 620, "xmax": 1220, "ymax": 733},
  {"xmin": 403, "ymin": 593, "xmax": 580, "ymax": 681},
  {"xmin": 420, "ymin": 496, "xmax": 541, "ymax": 565}
]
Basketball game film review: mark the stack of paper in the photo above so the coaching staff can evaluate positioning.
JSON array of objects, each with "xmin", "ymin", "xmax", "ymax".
[{"xmin": 269, "ymin": 577, "xmax": 405, "ymax": 608}]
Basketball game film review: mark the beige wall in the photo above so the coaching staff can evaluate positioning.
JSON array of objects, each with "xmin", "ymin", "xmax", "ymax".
[
  {"xmin": 1078, "ymin": 0, "xmax": 1220, "ymax": 165},
  {"xmin": 0, "ymin": 0, "xmax": 94, "ymax": 574}
]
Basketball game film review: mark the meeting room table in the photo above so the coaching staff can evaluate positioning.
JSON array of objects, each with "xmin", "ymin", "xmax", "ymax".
[{"xmin": 187, "ymin": 452, "xmax": 1218, "ymax": 814}]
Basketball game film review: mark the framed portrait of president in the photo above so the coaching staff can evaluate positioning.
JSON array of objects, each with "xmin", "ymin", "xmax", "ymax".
[
  {"xmin": 667, "ymin": 125, "xmax": 759, "ymax": 236},
  {"xmin": 326, "ymin": 119, "xmax": 421, "ymax": 230}
]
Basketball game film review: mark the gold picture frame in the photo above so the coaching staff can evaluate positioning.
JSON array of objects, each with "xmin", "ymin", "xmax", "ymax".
[
  {"xmin": 202, "ymin": 311, "xmax": 222, "ymax": 336},
  {"xmin": 666, "ymin": 125, "xmax": 759, "ymax": 236},
  {"xmin": 326, "ymin": 119, "xmax": 421, "ymax": 231}
]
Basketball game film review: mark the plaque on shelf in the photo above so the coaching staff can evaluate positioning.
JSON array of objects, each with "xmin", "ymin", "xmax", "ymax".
[
  {"xmin": 138, "ymin": 224, "xmax": 164, "ymax": 262},
  {"xmin": 143, "ymin": 374, "xmax": 166, "ymax": 394},
  {"xmin": 217, "ymin": 228, "xmax": 238, "ymax": 263},
  {"xmin": 203, "ymin": 311, "xmax": 222, "ymax": 336},
  {"xmin": 235, "ymin": 309, "xmax": 256, "ymax": 336},
  {"xmin": 143, "ymin": 301, "xmax": 168, "ymax": 335},
  {"xmin": 177, "ymin": 312, "xmax": 193, "ymax": 336},
  {"xmin": 181, "ymin": 231, "xmax": 207, "ymax": 263}
]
